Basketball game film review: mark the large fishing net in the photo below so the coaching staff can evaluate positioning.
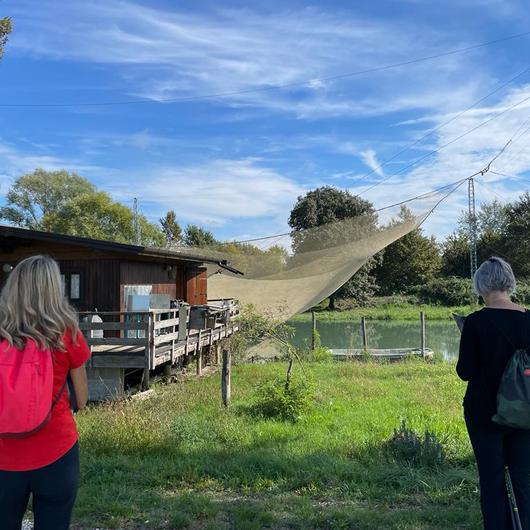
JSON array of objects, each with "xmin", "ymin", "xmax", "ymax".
[{"xmin": 180, "ymin": 187, "xmax": 453, "ymax": 321}]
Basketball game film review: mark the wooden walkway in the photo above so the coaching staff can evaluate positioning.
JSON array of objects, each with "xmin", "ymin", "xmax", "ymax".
[{"xmin": 80, "ymin": 301, "xmax": 239, "ymax": 400}]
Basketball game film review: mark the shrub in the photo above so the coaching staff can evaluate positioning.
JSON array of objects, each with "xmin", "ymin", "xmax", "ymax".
[
  {"xmin": 298, "ymin": 328, "xmax": 333, "ymax": 362},
  {"xmin": 409, "ymin": 276, "xmax": 473, "ymax": 306},
  {"xmin": 513, "ymin": 280, "xmax": 530, "ymax": 305},
  {"xmin": 385, "ymin": 420, "xmax": 446, "ymax": 468},
  {"xmin": 250, "ymin": 377, "xmax": 314, "ymax": 422}
]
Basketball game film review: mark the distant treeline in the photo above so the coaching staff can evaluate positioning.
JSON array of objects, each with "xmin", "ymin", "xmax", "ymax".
[{"xmin": 2, "ymin": 172, "xmax": 528, "ymax": 308}]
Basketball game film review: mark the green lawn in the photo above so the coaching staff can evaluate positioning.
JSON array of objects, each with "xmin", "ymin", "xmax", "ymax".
[
  {"xmin": 290, "ymin": 303, "xmax": 479, "ymax": 322},
  {"xmin": 75, "ymin": 360, "xmax": 481, "ymax": 529}
]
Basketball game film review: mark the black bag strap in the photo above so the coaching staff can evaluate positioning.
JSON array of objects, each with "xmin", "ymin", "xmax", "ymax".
[{"xmin": 483, "ymin": 310, "xmax": 530, "ymax": 352}]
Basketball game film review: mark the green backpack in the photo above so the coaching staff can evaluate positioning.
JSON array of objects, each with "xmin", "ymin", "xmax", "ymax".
[{"xmin": 489, "ymin": 317, "xmax": 530, "ymax": 430}]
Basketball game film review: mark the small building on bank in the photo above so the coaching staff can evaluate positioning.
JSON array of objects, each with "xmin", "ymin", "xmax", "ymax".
[
  {"xmin": 0, "ymin": 225, "xmax": 239, "ymax": 399},
  {"xmin": 0, "ymin": 224, "xmax": 212, "ymax": 310}
]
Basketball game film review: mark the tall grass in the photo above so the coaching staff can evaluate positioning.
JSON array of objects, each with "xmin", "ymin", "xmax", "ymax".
[{"xmin": 74, "ymin": 361, "xmax": 481, "ymax": 529}]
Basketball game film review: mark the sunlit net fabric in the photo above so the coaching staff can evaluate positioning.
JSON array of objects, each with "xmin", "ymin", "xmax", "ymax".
[{"xmin": 180, "ymin": 192, "xmax": 443, "ymax": 321}]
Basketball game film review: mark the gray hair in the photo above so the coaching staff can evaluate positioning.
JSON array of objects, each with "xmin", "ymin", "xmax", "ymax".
[{"xmin": 473, "ymin": 256, "xmax": 516, "ymax": 297}]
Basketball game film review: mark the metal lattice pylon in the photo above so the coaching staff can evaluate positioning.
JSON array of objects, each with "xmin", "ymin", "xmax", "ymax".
[{"xmin": 468, "ymin": 177, "xmax": 478, "ymax": 280}]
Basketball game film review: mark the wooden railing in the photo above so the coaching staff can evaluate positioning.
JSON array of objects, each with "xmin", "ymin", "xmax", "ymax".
[{"xmin": 79, "ymin": 299, "xmax": 239, "ymax": 360}]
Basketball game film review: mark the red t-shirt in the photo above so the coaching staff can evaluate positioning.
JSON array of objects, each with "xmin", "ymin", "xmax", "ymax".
[{"xmin": 0, "ymin": 329, "xmax": 91, "ymax": 471}]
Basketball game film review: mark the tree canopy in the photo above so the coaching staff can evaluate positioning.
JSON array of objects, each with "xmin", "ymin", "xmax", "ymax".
[
  {"xmin": 0, "ymin": 11, "xmax": 11, "ymax": 60},
  {"xmin": 375, "ymin": 206, "xmax": 441, "ymax": 295},
  {"xmin": 288, "ymin": 186, "xmax": 379, "ymax": 309},
  {"xmin": 0, "ymin": 168, "xmax": 164, "ymax": 246},
  {"xmin": 183, "ymin": 224, "xmax": 217, "ymax": 248},
  {"xmin": 160, "ymin": 210, "xmax": 182, "ymax": 247},
  {"xmin": 0, "ymin": 169, "xmax": 96, "ymax": 230}
]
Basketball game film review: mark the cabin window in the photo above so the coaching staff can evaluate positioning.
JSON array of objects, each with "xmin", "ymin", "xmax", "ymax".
[
  {"xmin": 70, "ymin": 274, "xmax": 81, "ymax": 300},
  {"xmin": 61, "ymin": 272, "xmax": 82, "ymax": 302}
]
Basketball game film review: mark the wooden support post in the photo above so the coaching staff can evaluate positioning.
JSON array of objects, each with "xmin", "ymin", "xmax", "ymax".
[
  {"xmin": 311, "ymin": 311, "xmax": 317, "ymax": 351},
  {"xmin": 142, "ymin": 314, "xmax": 152, "ymax": 391},
  {"xmin": 215, "ymin": 343, "xmax": 221, "ymax": 365},
  {"xmin": 196, "ymin": 338, "xmax": 202, "ymax": 376},
  {"xmin": 420, "ymin": 311, "xmax": 426, "ymax": 357},
  {"xmin": 221, "ymin": 349, "xmax": 231, "ymax": 407},
  {"xmin": 361, "ymin": 316, "xmax": 368, "ymax": 350}
]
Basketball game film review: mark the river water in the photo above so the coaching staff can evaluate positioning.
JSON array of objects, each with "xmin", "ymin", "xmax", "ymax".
[{"xmin": 288, "ymin": 320, "xmax": 461, "ymax": 360}]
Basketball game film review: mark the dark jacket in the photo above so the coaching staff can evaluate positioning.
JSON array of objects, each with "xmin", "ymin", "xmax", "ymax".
[{"xmin": 457, "ymin": 307, "xmax": 530, "ymax": 428}]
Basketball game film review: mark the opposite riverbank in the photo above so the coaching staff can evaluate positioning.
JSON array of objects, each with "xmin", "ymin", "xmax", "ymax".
[
  {"xmin": 290, "ymin": 302, "xmax": 479, "ymax": 322},
  {"xmin": 73, "ymin": 360, "xmax": 481, "ymax": 529}
]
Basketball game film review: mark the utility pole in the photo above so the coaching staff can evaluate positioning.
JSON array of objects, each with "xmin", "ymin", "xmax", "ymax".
[
  {"xmin": 468, "ymin": 177, "xmax": 478, "ymax": 281},
  {"xmin": 133, "ymin": 197, "xmax": 140, "ymax": 245}
]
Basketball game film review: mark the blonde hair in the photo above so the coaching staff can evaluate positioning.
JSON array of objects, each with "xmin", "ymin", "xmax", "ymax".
[{"xmin": 0, "ymin": 255, "xmax": 79, "ymax": 351}]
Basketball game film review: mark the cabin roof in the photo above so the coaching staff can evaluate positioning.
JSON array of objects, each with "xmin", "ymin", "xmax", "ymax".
[{"xmin": 0, "ymin": 224, "xmax": 219, "ymax": 265}]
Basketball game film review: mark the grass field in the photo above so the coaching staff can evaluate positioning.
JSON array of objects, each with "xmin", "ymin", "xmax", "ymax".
[
  {"xmin": 289, "ymin": 303, "xmax": 479, "ymax": 323},
  {"xmin": 73, "ymin": 360, "xmax": 482, "ymax": 529}
]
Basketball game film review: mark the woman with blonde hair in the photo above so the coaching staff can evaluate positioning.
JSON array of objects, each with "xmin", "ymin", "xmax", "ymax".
[{"xmin": 0, "ymin": 255, "xmax": 90, "ymax": 530}]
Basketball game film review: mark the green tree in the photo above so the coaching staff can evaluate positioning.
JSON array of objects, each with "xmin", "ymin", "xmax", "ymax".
[
  {"xmin": 0, "ymin": 169, "xmax": 96, "ymax": 229},
  {"xmin": 159, "ymin": 210, "xmax": 182, "ymax": 246},
  {"xmin": 441, "ymin": 231, "xmax": 469, "ymax": 278},
  {"xmin": 184, "ymin": 224, "xmax": 217, "ymax": 248},
  {"xmin": 375, "ymin": 206, "xmax": 441, "ymax": 295},
  {"xmin": 288, "ymin": 186, "xmax": 379, "ymax": 309},
  {"xmin": 0, "ymin": 12, "xmax": 11, "ymax": 60},
  {"xmin": 441, "ymin": 200, "xmax": 510, "ymax": 278},
  {"xmin": 42, "ymin": 191, "xmax": 164, "ymax": 246},
  {"xmin": 502, "ymin": 192, "xmax": 530, "ymax": 276}
]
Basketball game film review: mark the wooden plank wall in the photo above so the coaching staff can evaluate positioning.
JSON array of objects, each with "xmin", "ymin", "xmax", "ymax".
[
  {"xmin": 120, "ymin": 260, "xmax": 183, "ymax": 310},
  {"xmin": 61, "ymin": 259, "xmax": 120, "ymax": 312}
]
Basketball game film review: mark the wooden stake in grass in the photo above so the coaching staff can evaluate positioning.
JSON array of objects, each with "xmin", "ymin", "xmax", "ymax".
[
  {"xmin": 361, "ymin": 316, "xmax": 368, "ymax": 351},
  {"xmin": 420, "ymin": 311, "xmax": 426, "ymax": 357},
  {"xmin": 311, "ymin": 311, "xmax": 317, "ymax": 351},
  {"xmin": 221, "ymin": 349, "xmax": 231, "ymax": 407}
]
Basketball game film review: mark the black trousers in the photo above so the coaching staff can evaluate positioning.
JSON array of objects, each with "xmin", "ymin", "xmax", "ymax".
[
  {"xmin": 0, "ymin": 442, "xmax": 79, "ymax": 530},
  {"xmin": 466, "ymin": 414, "xmax": 530, "ymax": 530}
]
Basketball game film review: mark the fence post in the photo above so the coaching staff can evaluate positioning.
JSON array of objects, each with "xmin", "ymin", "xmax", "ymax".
[
  {"xmin": 142, "ymin": 312, "xmax": 152, "ymax": 391},
  {"xmin": 311, "ymin": 311, "xmax": 317, "ymax": 351},
  {"xmin": 361, "ymin": 316, "xmax": 368, "ymax": 350},
  {"xmin": 196, "ymin": 330, "xmax": 203, "ymax": 376},
  {"xmin": 420, "ymin": 311, "xmax": 426, "ymax": 356},
  {"xmin": 221, "ymin": 349, "xmax": 231, "ymax": 407}
]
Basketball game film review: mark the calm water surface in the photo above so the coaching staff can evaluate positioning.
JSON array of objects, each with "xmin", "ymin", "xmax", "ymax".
[{"xmin": 288, "ymin": 320, "xmax": 460, "ymax": 360}]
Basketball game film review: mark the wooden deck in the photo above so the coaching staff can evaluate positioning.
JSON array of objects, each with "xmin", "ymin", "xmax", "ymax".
[{"xmin": 80, "ymin": 300, "xmax": 239, "ymax": 400}]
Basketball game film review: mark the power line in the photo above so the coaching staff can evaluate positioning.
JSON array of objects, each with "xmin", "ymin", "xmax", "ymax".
[
  {"xmin": 357, "ymin": 92, "xmax": 530, "ymax": 195},
  {"xmin": 347, "ymin": 66, "xmax": 529, "ymax": 185},
  {"xmin": 1, "ymin": 31, "xmax": 530, "ymax": 108},
  {"xmin": 224, "ymin": 140, "xmax": 515, "ymax": 245}
]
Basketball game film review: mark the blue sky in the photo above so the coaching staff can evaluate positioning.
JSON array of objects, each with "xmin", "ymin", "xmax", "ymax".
[{"xmin": 0, "ymin": 0, "xmax": 529, "ymax": 242}]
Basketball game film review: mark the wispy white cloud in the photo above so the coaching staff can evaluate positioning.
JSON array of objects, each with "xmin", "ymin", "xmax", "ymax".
[
  {"xmin": 359, "ymin": 149, "xmax": 385, "ymax": 178},
  {"xmin": 352, "ymin": 84, "xmax": 530, "ymax": 237},
  {"xmin": 111, "ymin": 158, "xmax": 304, "ymax": 227},
  {"xmin": 7, "ymin": 0, "xmax": 491, "ymax": 118}
]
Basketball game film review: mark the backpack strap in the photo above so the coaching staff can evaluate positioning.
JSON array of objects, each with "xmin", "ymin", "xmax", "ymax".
[
  {"xmin": 483, "ymin": 310, "xmax": 530, "ymax": 352},
  {"xmin": 51, "ymin": 376, "xmax": 68, "ymax": 410}
]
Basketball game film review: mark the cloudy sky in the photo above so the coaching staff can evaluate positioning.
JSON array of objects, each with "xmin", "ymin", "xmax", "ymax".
[{"xmin": 0, "ymin": 0, "xmax": 529, "ymax": 242}]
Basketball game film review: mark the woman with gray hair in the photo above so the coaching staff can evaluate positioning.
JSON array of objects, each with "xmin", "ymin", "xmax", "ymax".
[{"xmin": 457, "ymin": 256, "xmax": 530, "ymax": 529}]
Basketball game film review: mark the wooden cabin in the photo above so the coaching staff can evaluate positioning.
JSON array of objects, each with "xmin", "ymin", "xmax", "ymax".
[
  {"xmin": 0, "ymin": 224, "xmax": 211, "ymax": 311},
  {"xmin": 0, "ymin": 225, "xmax": 239, "ymax": 399}
]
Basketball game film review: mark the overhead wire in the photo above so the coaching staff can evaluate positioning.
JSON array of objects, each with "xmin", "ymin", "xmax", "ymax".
[
  {"xmin": 222, "ymin": 137, "xmax": 517, "ymax": 245},
  {"xmin": 1, "ymin": 31, "xmax": 530, "ymax": 108},
  {"xmin": 345, "ymin": 66, "xmax": 529, "ymax": 185},
  {"xmin": 357, "ymin": 92, "xmax": 530, "ymax": 196}
]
